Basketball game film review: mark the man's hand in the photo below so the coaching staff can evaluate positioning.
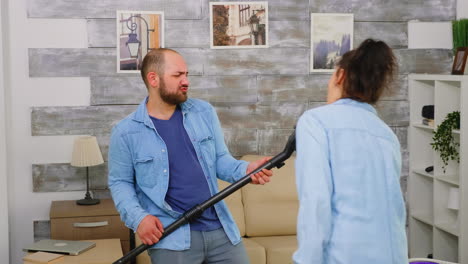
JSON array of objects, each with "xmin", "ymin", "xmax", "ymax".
[
  {"xmin": 247, "ymin": 157, "xmax": 274, "ymax": 185},
  {"xmin": 136, "ymin": 215, "xmax": 164, "ymax": 245}
]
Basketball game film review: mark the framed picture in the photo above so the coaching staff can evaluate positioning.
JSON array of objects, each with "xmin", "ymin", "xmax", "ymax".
[
  {"xmin": 310, "ymin": 13, "xmax": 354, "ymax": 72},
  {"xmin": 116, "ymin": 10, "xmax": 164, "ymax": 73},
  {"xmin": 452, "ymin": 47, "xmax": 468, "ymax": 75},
  {"xmin": 210, "ymin": 2, "xmax": 268, "ymax": 49}
]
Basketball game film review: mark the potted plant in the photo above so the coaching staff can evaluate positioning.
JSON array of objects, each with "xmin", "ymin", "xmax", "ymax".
[
  {"xmin": 431, "ymin": 111, "xmax": 461, "ymax": 173},
  {"xmin": 452, "ymin": 19, "xmax": 468, "ymax": 53}
]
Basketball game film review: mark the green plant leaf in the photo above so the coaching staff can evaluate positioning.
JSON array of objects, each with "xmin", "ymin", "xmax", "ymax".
[
  {"xmin": 453, "ymin": 19, "xmax": 468, "ymax": 52},
  {"xmin": 431, "ymin": 111, "xmax": 461, "ymax": 173}
]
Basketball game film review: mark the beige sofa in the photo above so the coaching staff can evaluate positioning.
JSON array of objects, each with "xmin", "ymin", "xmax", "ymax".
[{"xmin": 136, "ymin": 154, "xmax": 298, "ymax": 264}]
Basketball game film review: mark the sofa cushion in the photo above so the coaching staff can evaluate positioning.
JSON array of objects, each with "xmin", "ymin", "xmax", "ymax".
[
  {"xmin": 250, "ymin": 235, "xmax": 297, "ymax": 264},
  {"xmin": 241, "ymin": 155, "xmax": 298, "ymax": 237},
  {"xmin": 218, "ymin": 179, "xmax": 246, "ymax": 237},
  {"xmin": 243, "ymin": 238, "xmax": 266, "ymax": 264}
]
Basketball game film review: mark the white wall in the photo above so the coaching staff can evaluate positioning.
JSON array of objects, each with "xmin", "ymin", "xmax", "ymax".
[
  {"xmin": 408, "ymin": 21, "xmax": 453, "ymax": 49},
  {"xmin": 1, "ymin": 0, "xmax": 10, "ymax": 262},
  {"xmin": 458, "ymin": 0, "xmax": 468, "ymax": 19},
  {"xmin": 5, "ymin": 0, "xmax": 90, "ymax": 263},
  {"xmin": 408, "ymin": 0, "xmax": 468, "ymax": 49}
]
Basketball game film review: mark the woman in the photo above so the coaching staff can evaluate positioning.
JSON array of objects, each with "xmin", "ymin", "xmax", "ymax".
[{"xmin": 294, "ymin": 39, "xmax": 408, "ymax": 263}]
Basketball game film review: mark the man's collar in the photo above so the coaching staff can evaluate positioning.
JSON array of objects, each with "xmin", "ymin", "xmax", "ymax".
[{"xmin": 132, "ymin": 96, "xmax": 194, "ymax": 125}]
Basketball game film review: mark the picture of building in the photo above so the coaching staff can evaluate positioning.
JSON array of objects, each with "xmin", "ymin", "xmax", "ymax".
[{"xmin": 210, "ymin": 2, "xmax": 268, "ymax": 49}]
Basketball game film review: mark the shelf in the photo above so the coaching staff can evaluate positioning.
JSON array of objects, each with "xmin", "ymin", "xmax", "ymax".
[
  {"xmin": 435, "ymin": 222, "xmax": 459, "ymax": 237},
  {"xmin": 435, "ymin": 174, "xmax": 459, "ymax": 187},
  {"xmin": 412, "ymin": 123, "xmax": 459, "ymax": 134},
  {"xmin": 409, "ymin": 217, "xmax": 433, "ymax": 259},
  {"xmin": 410, "ymin": 74, "xmax": 468, "ymax": 82},
  {"xmin": 434, "ymin": 228, "xmax": 459, "ymax": 262},
  {"xmin": 411, "ymin": 212, "xmax": 433, "ymax": 226},
  {"xmin": 411, "ymin": 123, "xmax": 459, "ymax": 135},
  {"xmin": 412, "ymin": 123, "xmax": 435, "ymax": 131},
  {"xmin": 409, "ymin": 73, "xmax": 466, "ymax": 263},
  {"xmin": 413, "ymin": 169, "xmax": 434, "ymax": 179}
]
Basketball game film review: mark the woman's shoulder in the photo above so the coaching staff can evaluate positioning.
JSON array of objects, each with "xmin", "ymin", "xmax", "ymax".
[
  {"xmin": 297, "ymin": 107, "xmax": 328, "ymax": 131},
  {"xmin": 300, "ymin": 103, "xmax": 345, "ymax": 124}
]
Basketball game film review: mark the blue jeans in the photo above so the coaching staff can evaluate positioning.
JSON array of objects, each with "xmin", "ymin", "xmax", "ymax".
[{"xmin": 148, "ymin": 228, "xmax": 249, "ymax": 264}]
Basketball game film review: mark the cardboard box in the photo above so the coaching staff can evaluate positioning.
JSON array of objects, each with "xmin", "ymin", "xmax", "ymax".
[{"xmin": 23, "ymin": 251, "xmax": 64, "ymax": 264}]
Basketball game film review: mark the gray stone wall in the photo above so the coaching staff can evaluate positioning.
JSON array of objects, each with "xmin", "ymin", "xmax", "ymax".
[{"xmin": 29, "ymin": 0, "xmax": 455, "ymax": 235}]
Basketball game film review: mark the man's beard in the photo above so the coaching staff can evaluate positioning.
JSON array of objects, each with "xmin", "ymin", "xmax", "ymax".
[{"xmin": 159, "ymin": 79, "xmax": 188, "ymax": 105}]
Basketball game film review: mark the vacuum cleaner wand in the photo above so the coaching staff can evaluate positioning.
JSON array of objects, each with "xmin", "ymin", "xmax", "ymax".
[{"xmin": 113, "ymin": 129, "xmax": 296, "ymax": 264}]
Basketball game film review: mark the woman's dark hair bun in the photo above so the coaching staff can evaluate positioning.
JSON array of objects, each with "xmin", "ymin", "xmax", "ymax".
[{"xmin": 337, "ymin": 38, "xmax": 397, "ymax": 104}]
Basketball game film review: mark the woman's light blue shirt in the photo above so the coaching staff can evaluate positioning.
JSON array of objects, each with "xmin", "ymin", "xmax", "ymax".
[{"xmin": 293, "ymin": 98, "xmax": 408, "ymax": 264}]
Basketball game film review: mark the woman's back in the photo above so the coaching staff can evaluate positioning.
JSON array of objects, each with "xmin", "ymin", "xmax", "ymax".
[
  {"xmin": 294, "ymin": 39, "xmax": 408, "ymax": 264},
  {"xmin": 323, "ymin": 99, "xmax": 406, "ymax": 263}
]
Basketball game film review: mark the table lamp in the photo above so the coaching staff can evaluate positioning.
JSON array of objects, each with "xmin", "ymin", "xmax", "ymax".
[
  {"xmin": 71, "ymin": 136, "xmax": 104, "ymax": 205},
  {"xmin": 447, "ymin": 187, "xmax": 459, "ymax": 228}
]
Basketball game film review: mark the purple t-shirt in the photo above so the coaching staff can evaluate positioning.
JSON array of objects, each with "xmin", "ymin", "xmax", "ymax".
[{"xmin": 150, "ymin": 107, "xmax": 222, "ymax": 231}]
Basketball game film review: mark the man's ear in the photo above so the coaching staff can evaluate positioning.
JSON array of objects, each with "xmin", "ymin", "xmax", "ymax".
[{"xmin": 147, "ymin": 72, "xmax": 159, "ymax": 88}]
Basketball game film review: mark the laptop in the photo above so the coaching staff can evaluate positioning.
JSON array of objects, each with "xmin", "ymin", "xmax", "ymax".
[{"xmin": 23, "ymin": 239, "xmax": 96, "ymax": 256}]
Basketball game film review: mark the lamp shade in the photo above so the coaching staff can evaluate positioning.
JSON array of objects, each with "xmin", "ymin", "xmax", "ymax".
[
  {"xmin": 71, "ymin": 136, "xmax": 104, "ymax": 167},
  {"xmin": 447, "ymin": 187, "xmax": 460, "ymax": 210}
]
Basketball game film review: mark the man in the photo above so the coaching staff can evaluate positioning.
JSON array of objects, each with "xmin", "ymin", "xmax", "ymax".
[{"xmin": 108, "ymin": 48, "xmax": 273, "ymax": 264}]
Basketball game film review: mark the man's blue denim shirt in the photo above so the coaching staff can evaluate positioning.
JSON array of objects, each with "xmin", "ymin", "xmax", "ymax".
[{"xmin": 108, "ymin": 97, "xmax": 249, "ymax": 250}]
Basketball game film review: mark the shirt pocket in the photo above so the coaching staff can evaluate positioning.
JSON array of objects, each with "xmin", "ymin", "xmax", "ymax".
[
  {"xmin": 134, "ymin": 156, "xmax": 157, "ymax": 188},
  {"xmin": 199, "ymin": 136, "xmax": 215, "ymax": 167}
]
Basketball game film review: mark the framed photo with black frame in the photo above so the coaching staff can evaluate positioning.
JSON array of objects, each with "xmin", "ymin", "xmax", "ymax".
[{"xmin": 452, "ymin": 47, "xmax": 468, "ymax": 75}]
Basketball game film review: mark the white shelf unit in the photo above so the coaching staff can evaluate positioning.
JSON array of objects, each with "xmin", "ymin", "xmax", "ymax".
[{"xmin": 408, "ymin": 74, "xmax": 468, "ymax": 264}]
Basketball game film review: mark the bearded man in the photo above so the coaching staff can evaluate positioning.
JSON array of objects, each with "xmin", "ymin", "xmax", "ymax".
[{"xmin": 108, "ymin": 48, "xmax": 273, "ymax": 264}]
